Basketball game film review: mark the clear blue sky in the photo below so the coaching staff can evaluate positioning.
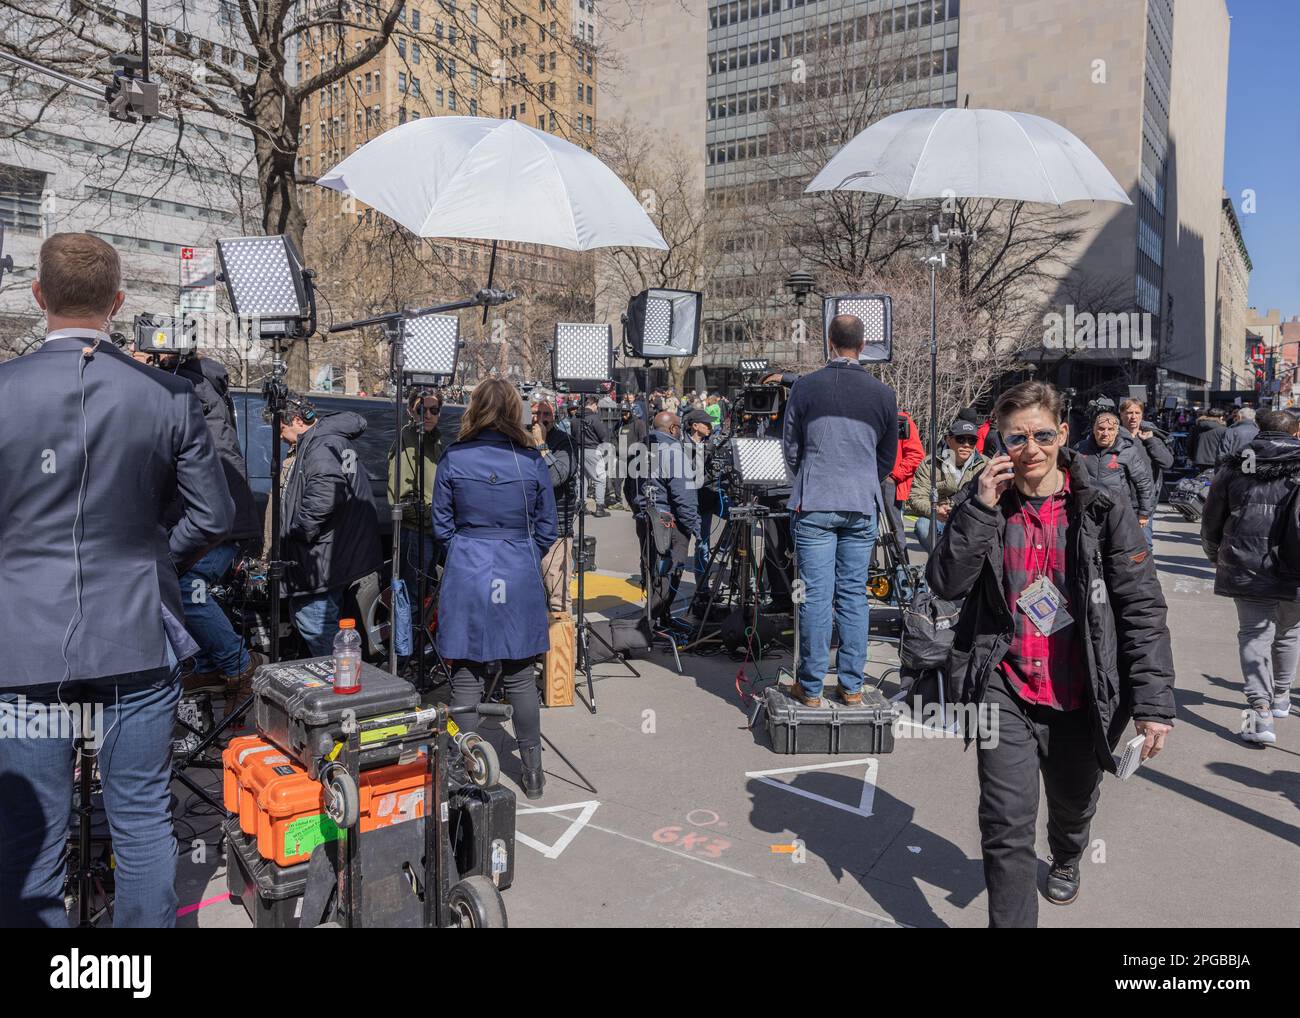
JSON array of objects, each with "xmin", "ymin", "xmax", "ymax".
[{"xmin": 1223, "ymin": 0, "xmax": 1298, "ymax": 317}]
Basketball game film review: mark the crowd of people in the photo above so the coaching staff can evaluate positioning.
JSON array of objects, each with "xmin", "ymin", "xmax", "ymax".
[{"xmin": 0, "ymin": 232, "xmax": 1291, "ymax": 931}]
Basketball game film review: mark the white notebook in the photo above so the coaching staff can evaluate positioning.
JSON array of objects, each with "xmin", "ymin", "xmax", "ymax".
[{"xmin": 1114, "ymin": 734, "xmax": 1147, "ymax": 780}]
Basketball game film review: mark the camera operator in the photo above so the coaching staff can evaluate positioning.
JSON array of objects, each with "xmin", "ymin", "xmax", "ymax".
[
  {"xmin": 0, "ymin": 233, "xmax": 233, "ymax": 927},
  {"xmin": 783, "ymin": 314, "xmax": 898, "ymax": 708},
  {"xmin": 927, "ymin": 380, "xmax": 1174, "ymax": 928},
  {"xmin": 1202, "ymin": 408, "xmax": 1300, "ymax": 746},
  {"xmin": 145, "ymin": 345, "xmax": 265, "ymax": 708},
  {"xmin": 575, "ymin": 394, "xmax": 611, "ymax": 518},
  {"xmin": 684, "ymin": 407, "xmax": 725, "ymax": 586},
  {"xmin": 530, "ymin": 398, "xmax": 578, "ymax": 612},
  {"xmin": 633, "ymin": 411, "xmax": 703, "ymax": 629},
  {"xmin": 271, "ymin": 394, "xmax": 382, "ymax": 656},
  {"xmin": 388, "ymin": 389, "xmax": 444, "ymax": 630}
]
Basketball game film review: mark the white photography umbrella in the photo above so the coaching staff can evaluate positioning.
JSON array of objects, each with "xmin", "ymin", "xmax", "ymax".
[
  {"xmin": 806, "ymin": 106, "xmax": 1132, "ymax": 552},
  {"xmin": 806, "ymin": 107, "xmax": 1131, "ymax": 206},
  {"xmin": 316, "ymin": 115, "xmax": 668, "ymax": 250}
]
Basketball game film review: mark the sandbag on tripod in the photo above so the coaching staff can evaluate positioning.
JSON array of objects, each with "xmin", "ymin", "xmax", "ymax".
[{"xmin": 584, "ymin": 617, "xmax": 655, "ymax": 665}]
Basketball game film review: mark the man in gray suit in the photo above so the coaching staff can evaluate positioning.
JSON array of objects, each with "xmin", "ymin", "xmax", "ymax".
[{"xmin": 0, "ymin": 233, "xmax": 233, "ymax": 927}]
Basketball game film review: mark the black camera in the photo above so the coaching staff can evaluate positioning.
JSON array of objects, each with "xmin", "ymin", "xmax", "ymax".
[{"xmin": 733, "ymin": 384, "xmax": 786, "ymax": 432}]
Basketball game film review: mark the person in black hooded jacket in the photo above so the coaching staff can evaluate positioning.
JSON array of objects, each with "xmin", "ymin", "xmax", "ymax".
[
  {"xmin": 272, "ymin": 395, "xmax": 383, "ymax": 656},
  {"xmin": 1074, "ymin": 411, "xmax": 1156, "ymax": 548},
  {"xmin": 1201, "ymin": 408, "xmax": 1300, "ymax": 746}
]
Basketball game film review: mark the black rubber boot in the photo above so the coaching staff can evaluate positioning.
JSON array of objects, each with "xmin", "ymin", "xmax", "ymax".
[{"xmin": 520, "ymin": 744, "xmax": 545, "ymax": 800}]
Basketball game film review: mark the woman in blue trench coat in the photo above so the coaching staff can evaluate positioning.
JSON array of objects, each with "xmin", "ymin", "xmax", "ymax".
[{"xmin": 432, "ymin": 378, "xmax": 558, "ymax": 798}]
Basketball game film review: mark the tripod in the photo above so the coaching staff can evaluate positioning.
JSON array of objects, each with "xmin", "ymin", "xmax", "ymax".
[{"xmin": 685, "ymin": 500, "xmax": 786, "ymax": 652}]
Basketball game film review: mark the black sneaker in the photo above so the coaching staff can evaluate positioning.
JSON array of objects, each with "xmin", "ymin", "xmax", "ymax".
[
  {"xmin": 1045, "ymin": 860, "xmax": 1080, "ymax": 906},
  {"xmin": 592, "ymin": 508, "xmax": 610, "ymax": 518}
]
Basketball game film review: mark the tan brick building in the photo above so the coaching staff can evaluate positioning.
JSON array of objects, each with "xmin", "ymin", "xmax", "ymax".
[{"xmin": 1214, "ymin": 192, "xmax": 1252, "ymax": 391}]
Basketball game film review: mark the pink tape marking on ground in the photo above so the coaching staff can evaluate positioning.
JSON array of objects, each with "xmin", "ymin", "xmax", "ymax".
[{"xmin": 176, "ymin": 892, "xmax": 231, "ymax": 917}]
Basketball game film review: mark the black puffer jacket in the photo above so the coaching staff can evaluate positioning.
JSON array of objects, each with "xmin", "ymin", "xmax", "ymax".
[
  {"xmin": 1074, "ymin": 429, "xmax": 1156, "ymax": 518},
  {"xmin": 279, "ymin": 411, "xmax": 382, "ymax": 596},
  {"xmin": 165, "ymin": 357, "xmax": 261, "ymax": 546},
  {"xmin": 1201, "ymin": 433, "xmax": 1300, "ymax": 600},
  {"xmin": 927, "ymin": 449, "xmax": 1176, "ymax": 773}
]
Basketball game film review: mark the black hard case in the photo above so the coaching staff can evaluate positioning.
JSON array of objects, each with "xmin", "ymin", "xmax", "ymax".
[
  {"xmin": 252, "ymin": 657, "xmax": 425, "ymax": 777},
  {"xmin": 763, "ymin": 684, "xmax": 897, "ymax": 754}
]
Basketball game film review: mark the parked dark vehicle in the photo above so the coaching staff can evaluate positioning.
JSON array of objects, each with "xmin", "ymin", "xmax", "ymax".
[{"xmin": 230, "ymin": 389, "xmax": 465, "ymax": 548}]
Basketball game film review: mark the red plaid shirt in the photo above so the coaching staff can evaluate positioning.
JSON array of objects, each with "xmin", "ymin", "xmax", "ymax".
[{"xmin": 997, "ymin": 473, "xmax": 1087, "ymax": 710}]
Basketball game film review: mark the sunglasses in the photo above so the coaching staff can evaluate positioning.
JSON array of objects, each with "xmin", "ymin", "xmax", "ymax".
[
  {"xmin": 951, "ymin": 435, "xmax": 977, "ymax": 446},
  {"xmin": 1001, "ymin": 428, "xmax": 1061, "ymax": 451}
]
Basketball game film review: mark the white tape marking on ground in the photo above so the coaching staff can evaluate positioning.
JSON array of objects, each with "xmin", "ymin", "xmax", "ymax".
[
  {"xmin": 515, "ymin": 800, "xmax": 600, "ymax": 860},
  {"xmin": 744, "ymin": 757, "xmax": 879, "ymax": 819}
]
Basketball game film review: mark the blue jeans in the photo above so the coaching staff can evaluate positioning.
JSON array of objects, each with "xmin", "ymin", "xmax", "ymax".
[
  {"xmin": 399, "ymin": 528, "xmax": 439, "ymax": 606},
  {"xmin": 792, "ymin": 510, "xmax": 879, "ymax": 696},
  {"xmin": 292, "ymin": 589, "xmax": 344, "ymax": 657},
  {"xmin": 694, "ymin": 508, "xmax": 715, "ymax": 582},
  {"xmin": 180, "ymin": 542, "xmax": 250, "ymax": 677},
  {"xmin": 913, "ymin": 516, "xmax": 946, "ymax": 551},
  {"xmin": 1142, "ymin": 518, "xmax": 1154, "ymax": 551},
  {"xmin": 0, "ymin": 667, "xmax": 181, "ymax": 927}
]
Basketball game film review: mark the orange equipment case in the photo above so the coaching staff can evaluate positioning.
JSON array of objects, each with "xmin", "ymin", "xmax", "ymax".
[{"xmin": 221, "ymin": 735, "xmax": 427, "ymax": 867}]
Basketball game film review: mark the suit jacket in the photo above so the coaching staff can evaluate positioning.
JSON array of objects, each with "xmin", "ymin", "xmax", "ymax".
[
  {"xmin": 0, "ymin": 333, "xmax": 233, "ymax": 687},
  {"xmin": 782, "ymin": 359, "xmax": 898, "ymax": 515}
]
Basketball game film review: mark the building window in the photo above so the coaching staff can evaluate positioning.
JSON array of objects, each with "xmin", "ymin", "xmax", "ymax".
[
  {"xmin": 399, "ymin": 106, "xmax": 407, "ymax": 123},
  {"xmin": 412, "ymin": 8, "xmax": 420, "ymax": 29},
  {"xmin": 413, "ymin": 42, "xmax": 421, "ymax": 63},
  {"xmin": 448, "ymin": 91, "xmax": 457, "ymax": 110},
  {"xmin": 470, "ymin": 2, "xmax": 478, "ymax": 23},
  {"xmin": 397, "ymin": 37, "xmax": 406, "ymax": 57},
  {"xmin": 436, "ymin": 86, "xmax": 444, "ymax": 105},
  {"xmin": 398, "ymin": 72, "xmax": 407, "ymax": 92},
  {"xmin": 470, "ymin": 98, "xmax": 477, "ymax": 115},
  {"xmin": 435, "ymin": 20, "xmax": 443, "ymax": 39},
  {"xmin": 586, "ymin": 84, "xmax": 592, "ymax": 103},
  {"xmin": 412, "ymin": 76, "xmax": 421, "ymax": 96}
]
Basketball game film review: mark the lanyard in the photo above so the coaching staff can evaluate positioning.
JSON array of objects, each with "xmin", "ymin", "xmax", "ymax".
[{"xmin": 1017, "ymin": 489, "xmax": 1060, "ymax": 582}]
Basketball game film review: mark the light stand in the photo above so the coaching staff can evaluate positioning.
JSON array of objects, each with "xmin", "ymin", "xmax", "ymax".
[
  {"xmin": 332, "ymin": 302, "xmax": 487, "ymax": 675},
  {"xmin": 923, "ymin": 225, "xmax": 977, "ymax": 546},
  {"xmin": 215, "ymin": 234, "xmax": 318, "ymax": 666},
  {"xmin": 552, "ymin": 323, "xmax": 637, "ymax": 712}
]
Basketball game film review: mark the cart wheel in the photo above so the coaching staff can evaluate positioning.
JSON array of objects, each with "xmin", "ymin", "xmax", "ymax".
[
  {"xmin": 324, "ymin": 769, "xmax": 360, "ymax": 829},
  {"xmin": 461, "ymin": 733, "xmax": 500, "ymax": 788},
  {"xmin": 446, "ymin": 876, "xmax": 508, "ymax": 928}
]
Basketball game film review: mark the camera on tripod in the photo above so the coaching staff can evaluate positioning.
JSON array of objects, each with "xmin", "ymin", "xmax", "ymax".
[
  {"xmin": 133, "ymin": 312, "xmax": 198, "ymax": 357},
  {"xmin": 733, "ymin": 384, "xmax": 786, "ymax": 433}
]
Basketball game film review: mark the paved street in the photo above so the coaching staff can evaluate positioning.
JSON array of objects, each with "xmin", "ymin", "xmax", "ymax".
[{"xmin": 183, "ymin": 504, "xmax": 1300, "ymax": 928}]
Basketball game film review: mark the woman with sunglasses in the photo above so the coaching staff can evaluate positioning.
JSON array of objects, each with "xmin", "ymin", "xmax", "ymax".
[{"xmin": 926, "ymin": 380, "xmax": 1175, "ymax": 928}]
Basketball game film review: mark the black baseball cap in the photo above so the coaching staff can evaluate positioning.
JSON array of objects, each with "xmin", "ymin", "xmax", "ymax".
[
  {"xmin": 948, "ymin": 418, "xmax": 978, "ymax": 438},
  {"xmin": 683, "ymin": 409, "xmax": 713, "ymax": 429}
]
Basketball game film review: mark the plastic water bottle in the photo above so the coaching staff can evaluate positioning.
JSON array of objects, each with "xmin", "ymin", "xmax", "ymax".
[{"xmin": 332, "ymin": 619, "xmax": 362, "ymax": 695}]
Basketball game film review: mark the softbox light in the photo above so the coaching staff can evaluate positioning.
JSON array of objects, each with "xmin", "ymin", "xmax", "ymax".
[
  {"xmin": 553, "ymin": 322, "xmax": 613, "ymax": 393},
  {"xmin": 215, "ymin": 235, "xmax": 310, "ymax": 334},
  {"xmin": 403, "ymin": 312, "xmax": 461, "ymax": 385},
  {"xmin": 822, "ymin": 293, "xmax": 893, "ymax": 363},
  {"xmin": 732, "ymin": 436, "xmax": 790, "ymax": 489},
  {"xmin": 739, "ymin": 358, "xmax": 770, "ymax": 374},
  {"xmin": 625, "ymin": 288, "xmax": 702, "ymax": 359}
]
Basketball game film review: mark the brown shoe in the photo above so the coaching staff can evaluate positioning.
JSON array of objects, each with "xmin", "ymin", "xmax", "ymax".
[
  {"xmin": 786, "ymin": 681, "xmax": 822, "ymax": 709},
  {"xmin": 181, "ymin": 668, "xmax": 224, "ymax": 695},
  {"xmin": 838, "ymin": 689, "xmax": 864, "ymax": 707},
  {"xmin": 222, "ymin": 650, "xmax": 265, "ymax": 721}
]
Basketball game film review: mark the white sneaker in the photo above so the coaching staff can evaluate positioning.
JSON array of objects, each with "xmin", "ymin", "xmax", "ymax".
[
  {"xmin": 1272, "ymin": 696, "xmax": 1292, "ymax": 718},
  {"xmin": 1241, "ymin": 709, "xmax": 1277, "ymax": 745}
]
